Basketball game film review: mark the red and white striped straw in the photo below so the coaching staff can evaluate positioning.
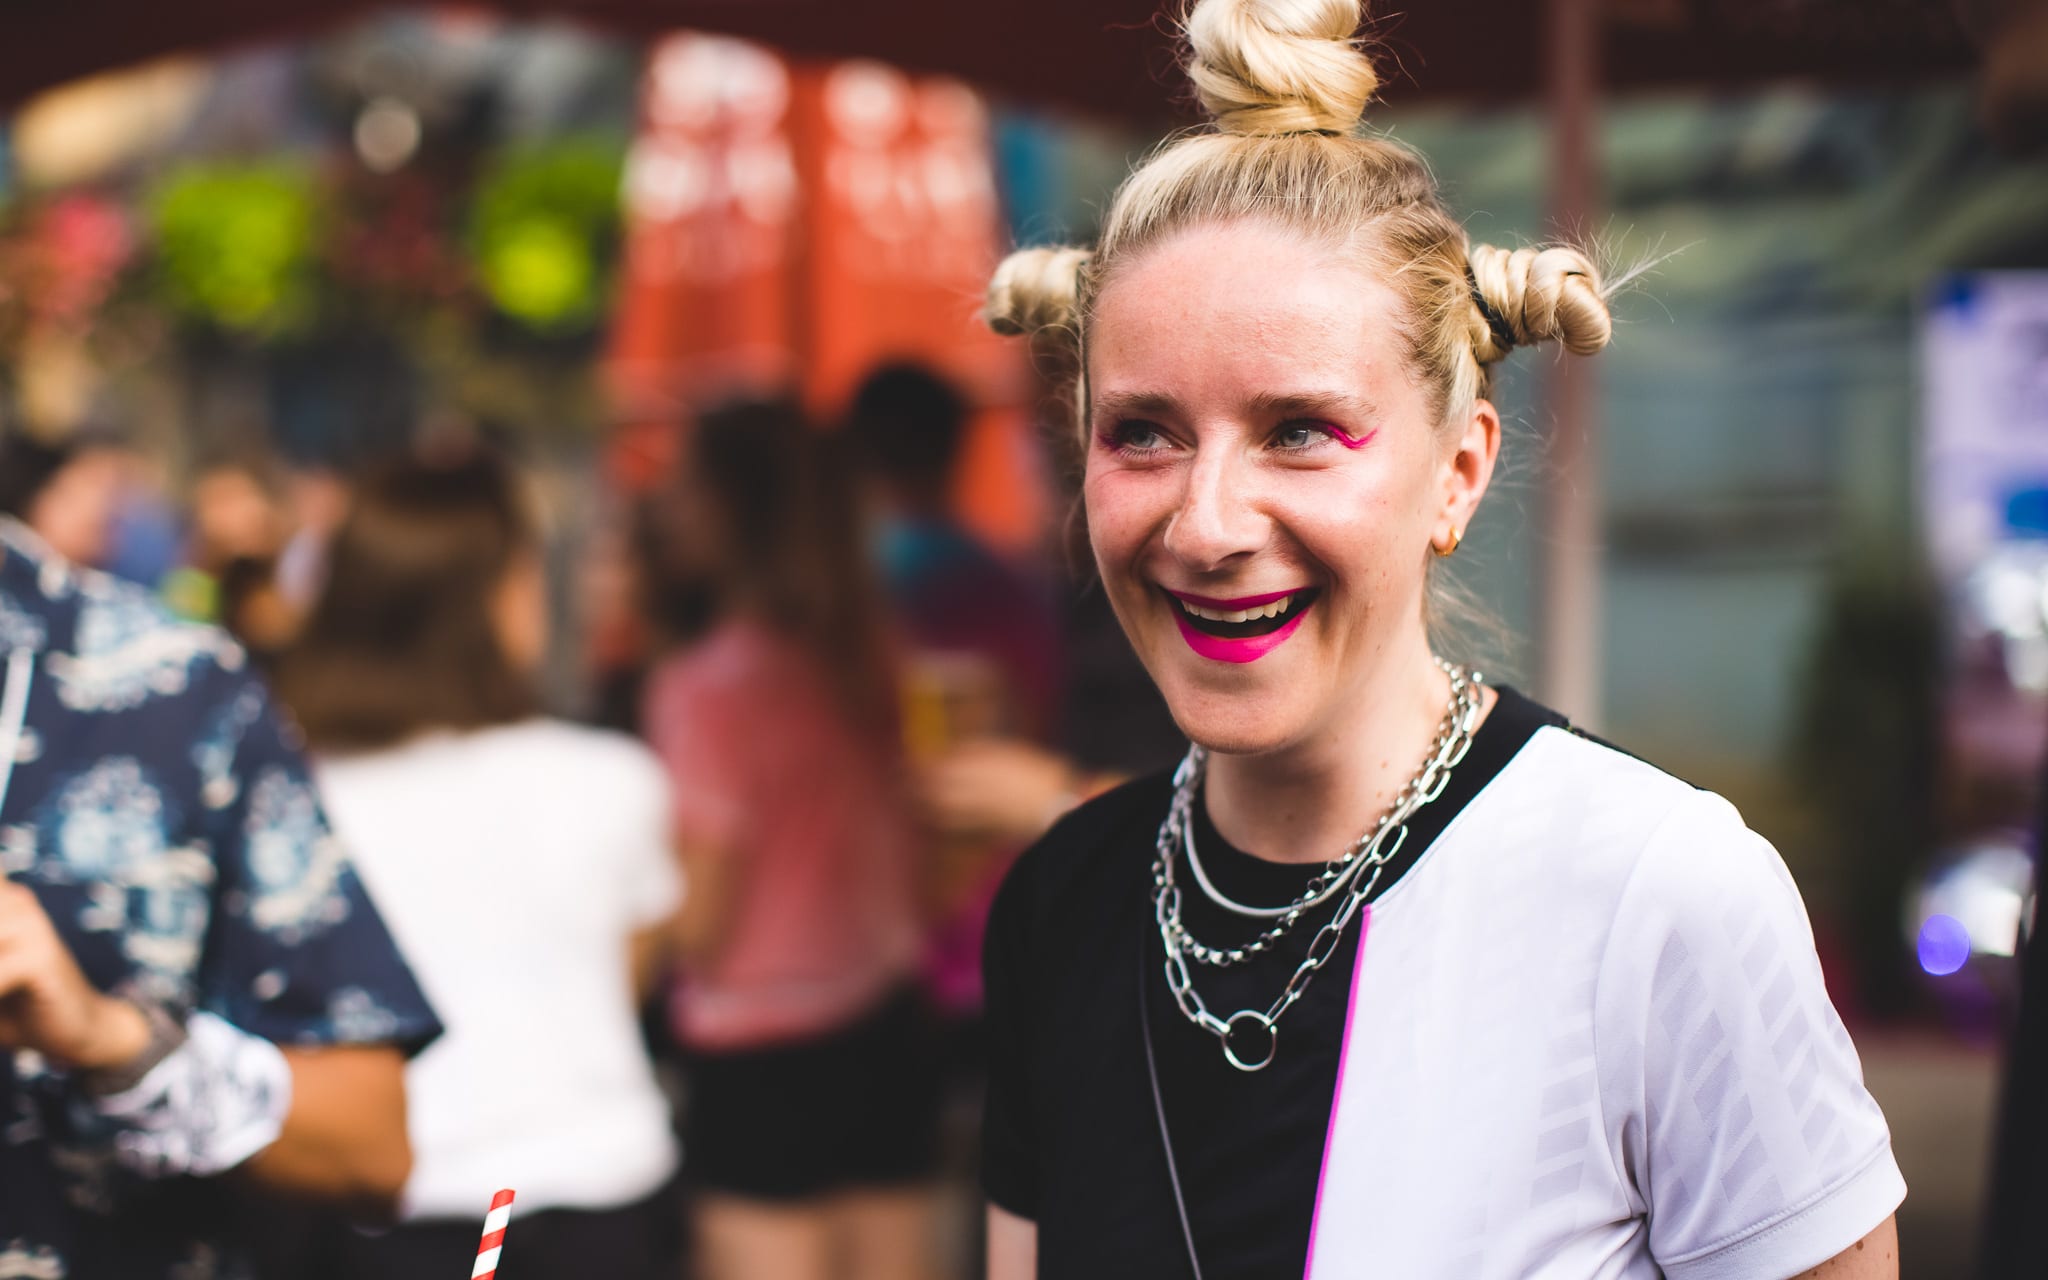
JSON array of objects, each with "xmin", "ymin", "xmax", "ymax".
[{"xmin": 472, "ymin": 1189, "xmax": 515, "ymax": 1279}]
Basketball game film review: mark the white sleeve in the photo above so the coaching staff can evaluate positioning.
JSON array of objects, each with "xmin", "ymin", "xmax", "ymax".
[
  {"xmin": 1595, "ymin": 791, "xmax": 1905, "ymax": 1280},
  {"xmin": 94, "ymin": 1011, "xmax": 293, "ymax": 1177},
  {"xmin": 613, "ymin": 741, "xmax": 684, "ymax": 927}
]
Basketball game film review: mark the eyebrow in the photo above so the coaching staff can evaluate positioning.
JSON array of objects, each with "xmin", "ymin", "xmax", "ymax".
[
  {"xmin": 1090, "ymin": 390, "xmax": 1181, "ymax": 421},
  {"xmin": 1090, "ymin": 389, "xmax": 1383, "ymax": 422},
  {"xmin": 1245, "ymin": 390, "xmax": 1383, "ymax": 421}
]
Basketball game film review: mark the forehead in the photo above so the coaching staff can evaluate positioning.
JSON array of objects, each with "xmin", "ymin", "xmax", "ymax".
[{"xmin": 1087, "ymin": 221, "xmax": 1416, "ymax": 410}]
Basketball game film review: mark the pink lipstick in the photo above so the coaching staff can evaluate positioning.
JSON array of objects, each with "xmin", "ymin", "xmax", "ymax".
[
  {"xmin": 1170, "ymin": 587, "xmax": 1298, "ymax": 610},
  {"xmin": 1164, "ymin": 586, "xmax": 1319, "ymax": 664},
  {"xmin": 1172, "ymin": 610, "xmax": 1312, "ymax": 662}
]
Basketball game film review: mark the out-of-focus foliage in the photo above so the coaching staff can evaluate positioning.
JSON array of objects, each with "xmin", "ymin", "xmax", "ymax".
[
  {"xmin": 0, "ymin": 137, "xmax": 630, "ymax": 442},
  {"xmin": 39, "ymin": 141, "xmax": 626, "ymax": 345},
  {"xmin": 147, "ymin": 162, "xmax": 321, "ymax": 335},
  {"xmin": 0, "ymin": 17, "xmax": 640, "ymax": 453},
  {"xmin": 467, "ymin": 138, "xmax": 625, "ymax": 332}
]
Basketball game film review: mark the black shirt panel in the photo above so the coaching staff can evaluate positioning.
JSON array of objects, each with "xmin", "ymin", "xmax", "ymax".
[{"xmin": 982, "ymin": 687, "xmax": 1565, "ymax": 1278}]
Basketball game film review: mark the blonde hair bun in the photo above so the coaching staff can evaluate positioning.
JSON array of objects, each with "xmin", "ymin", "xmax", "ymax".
[
  {"xmin": 984, "ymin": 245, "xmax": 1091, "ymax": 338},
  {"xmin": 1466, "ymin": 243, "xmax": 1612, "ymax": 363},
  {"xmin": 1185, "ymin": 0, "xmax": 1379, "ymax": 136}
]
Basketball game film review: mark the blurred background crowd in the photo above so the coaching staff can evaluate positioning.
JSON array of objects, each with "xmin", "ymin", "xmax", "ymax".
[{"xmin": 3, "ymin": 1, "xmax": 2048, "ymax": 1277}]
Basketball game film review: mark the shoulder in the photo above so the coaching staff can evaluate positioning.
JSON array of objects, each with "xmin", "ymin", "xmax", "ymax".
[
  {"xmin": 643, "ymin": 644, "xmax": 731, "ymax": 740},
  {"xmin": 549, "ymin": 719, "xmax": 669, "ymax": 800},
  {"xmin": 992, "ymin": 770, "xmax": 1175, "ymax": 926},
  {"xmin": 1503, "ymin": 717, "xmax": 1698, "ymax": 806},
  {"xmin": 984, "ymin": 770, "xmax": 1174, "ymax": 1012},
  {"xmin": 645, "ymin": 624, "xmax": 788, "ymax": 708},
  {"xmin": 1617, "ymin": 783, "xmax": 1799, "ymax": 938},
  {"xmin": 64, "ymin": 553, "xmax": 225, "ymax": 649},
  {"xmin": 484, "ymin": 718, "xmax": 670, "ymax": 796},
  {"xmin": 25, "ymin": 549, "xmax": 253, "ymax": 713},
  {"xmin": 1482, "ymin": 720, "xmax": 1717, "ymax": 872},
  {"xmin": 1446, "ymin": 710, "xmax": 1794, "ymax": 944},
  {"xmin": 1513, "ymin": 724, "xmax": 1773, "ymax": 887},
  {"xmin": 502, "ymin": 716, "xmax": 657, "ymax": 763},
  {"xmin": 1501, "ymin": 731, "xmax": 1815, "ymax": 1001}
]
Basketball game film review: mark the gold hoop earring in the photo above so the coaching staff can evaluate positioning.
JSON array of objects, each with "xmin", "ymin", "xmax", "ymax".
[{"xmin": 1434, "ymin": 528, "xmax": 1462, "ymax": 558}]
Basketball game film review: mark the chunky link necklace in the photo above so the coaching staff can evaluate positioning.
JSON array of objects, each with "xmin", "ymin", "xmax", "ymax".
[{"xmin": 1150, "ymin": 660, "xmax": 1483, "ymax": 1071}]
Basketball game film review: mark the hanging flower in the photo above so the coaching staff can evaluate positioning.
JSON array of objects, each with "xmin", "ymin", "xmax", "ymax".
[{"xmin": 31, "ymin": 194, "xmax": 136, "ymax": 325}]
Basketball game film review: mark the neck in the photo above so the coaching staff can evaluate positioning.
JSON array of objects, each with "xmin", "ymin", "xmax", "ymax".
[{"xmin": 1202, "ymin": 629, "xmax": 1484, "ymax": 865}]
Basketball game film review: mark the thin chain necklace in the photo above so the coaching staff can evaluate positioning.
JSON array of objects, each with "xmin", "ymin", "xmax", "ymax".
[
  {"xmin": 1150, "ymin": 660, "xmax": 1483, "ymax": 1071},
  {"xmin": 1176, "ymin": 658, "xmax": 1475, "ymax": 957}
]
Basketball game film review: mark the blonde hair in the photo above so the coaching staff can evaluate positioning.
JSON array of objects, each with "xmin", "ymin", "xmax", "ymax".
[{"xmin": 985, "ymin": 0, "xmax": 1614, "ymax": 435}]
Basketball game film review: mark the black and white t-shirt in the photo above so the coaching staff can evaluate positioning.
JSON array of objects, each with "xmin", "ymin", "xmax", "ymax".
[{"xmin": 982, "ymin": 688, "xmax": 1903, "ymax": 1279}]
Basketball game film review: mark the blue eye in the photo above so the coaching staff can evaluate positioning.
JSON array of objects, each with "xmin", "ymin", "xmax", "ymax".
[
  {"xmin": 1273, "ymin": 422, "xmax": 1327, "ymax": 451},
  {"xmin": 1099, "ymin": 421, "xmax": 1169, "ymax": 454}
]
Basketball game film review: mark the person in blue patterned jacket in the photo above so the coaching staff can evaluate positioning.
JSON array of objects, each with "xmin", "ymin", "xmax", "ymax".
[{"xmin": 0, "ymin": 514, "xmax": 442, "ymax": 1279}]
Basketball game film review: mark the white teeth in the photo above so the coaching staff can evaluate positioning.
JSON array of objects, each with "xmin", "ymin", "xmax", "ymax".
[{"xmin": 1178, "ymin": 594, "xmax": 1294, "ymax": 623}]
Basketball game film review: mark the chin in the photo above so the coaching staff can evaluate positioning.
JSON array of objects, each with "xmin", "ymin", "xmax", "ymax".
[
  {"xmin": 1153, "ymin": 670, "xmax": 1318, "ymax": 759},
  {"xmin": 1177, "ymin": 719, "xmax": 1303, "ymax": 758}
]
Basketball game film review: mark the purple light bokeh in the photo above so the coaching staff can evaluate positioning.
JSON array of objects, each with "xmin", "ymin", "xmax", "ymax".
[{"xmin": 1917, "ymin": 914, "xmax": 1972, "ymax": 976}]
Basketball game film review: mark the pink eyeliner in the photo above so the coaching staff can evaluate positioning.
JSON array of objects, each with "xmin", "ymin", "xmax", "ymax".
[{"xmin": 1326, "ymin": 426, "xmax": 1376, "ymax": 450}]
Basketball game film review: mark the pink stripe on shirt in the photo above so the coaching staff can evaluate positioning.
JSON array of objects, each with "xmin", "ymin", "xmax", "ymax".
[{"xmin": 1303, "ymin": 903, "xmax": 1374, "ymax": 1280}]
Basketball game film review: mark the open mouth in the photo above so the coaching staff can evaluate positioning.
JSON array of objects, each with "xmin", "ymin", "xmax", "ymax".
[{"xmin": 1167, "ymin": 587, "xmax": 1321, "ymax": 639}]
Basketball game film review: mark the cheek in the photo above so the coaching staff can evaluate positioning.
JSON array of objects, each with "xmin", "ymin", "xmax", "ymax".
[
  {"xmin": 1292, "ymin": 487, "xmax": 1394, "ymax": 538},
  {"xmin": 1267, "ymin": 470, "xmax": 1429, "ymax": 587},
  {"xmin": 1081, "ymin": 464, "xmax": 1172, "ymax": 570}
]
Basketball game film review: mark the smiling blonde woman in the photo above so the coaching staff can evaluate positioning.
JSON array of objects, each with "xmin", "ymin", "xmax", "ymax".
[{"xmin": 974, "ymin": 2, "xmax": 1904, "ymax": 1277}]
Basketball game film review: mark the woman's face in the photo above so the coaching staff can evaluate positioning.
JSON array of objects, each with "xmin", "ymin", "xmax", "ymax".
[{"xmin": 1083, "ymin": 220, "xmax": 1497, "ymax": 758}]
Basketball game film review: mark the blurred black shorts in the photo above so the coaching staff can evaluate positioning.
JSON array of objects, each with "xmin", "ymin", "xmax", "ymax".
[{"xmin": 682, "ymin": 985, "xmax": 942, "ymax": 1201}]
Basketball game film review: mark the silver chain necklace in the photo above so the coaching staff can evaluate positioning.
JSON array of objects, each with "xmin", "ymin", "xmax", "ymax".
[
  {"xmin": 1150, "ymin": 661, "xmax": 1483, "ymax": 1072},
  {"xmin": 1173, "ymin": 658, "xmax": 1477, "ymax": 961}
]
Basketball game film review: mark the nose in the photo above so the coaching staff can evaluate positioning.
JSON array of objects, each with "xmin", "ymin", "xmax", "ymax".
[{"xmin": 1163, "ymin": 447, "xmax": 1267, "ymax": 572}]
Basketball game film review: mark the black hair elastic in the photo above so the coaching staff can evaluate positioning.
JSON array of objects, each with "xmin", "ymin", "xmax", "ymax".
[{"xmin": 1465, "ymin": 263, "xmax": 1517, "ymax": 351}]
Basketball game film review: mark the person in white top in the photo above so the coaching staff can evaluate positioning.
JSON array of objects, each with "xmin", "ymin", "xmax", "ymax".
[
  {"xmin": 273, "ymin": 450, "xmax": 682, "ymax": 1280},
  {"xmin": 974, "ymin": 1, "xmax": 1903, "ymax": 1277}
]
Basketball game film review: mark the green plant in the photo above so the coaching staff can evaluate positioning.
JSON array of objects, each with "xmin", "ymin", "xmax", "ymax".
[
  {"xmin": 147, "ymin": 162, "xmax": 322, "ymax": 335},
  {"xmin": 465, "ymin": 137, "xmax": 625, "ymax": 333}
]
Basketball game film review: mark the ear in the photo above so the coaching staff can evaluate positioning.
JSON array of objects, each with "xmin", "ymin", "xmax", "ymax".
[{"xmin": 1436, "ymin": 398, "xmax": 1501, "ymax": 552}]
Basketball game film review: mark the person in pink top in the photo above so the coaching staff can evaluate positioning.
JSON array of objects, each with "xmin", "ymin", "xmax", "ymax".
[{"xmin": 642, "ymin": 399, "xmax": 939, "ymax": 1280}]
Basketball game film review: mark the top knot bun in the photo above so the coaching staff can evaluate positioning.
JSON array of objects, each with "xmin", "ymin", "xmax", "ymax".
[
  {"xmin": 984, "ymin": 245, "xmax": 1091, "ymax": 339},
  {"xmin": 1185, "ymin": 0, "xmax": 1379, "ymax": 136},
  {"xmin": 1466, "ymin": 243, "xmax": 1613, "ymax": 364}
]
